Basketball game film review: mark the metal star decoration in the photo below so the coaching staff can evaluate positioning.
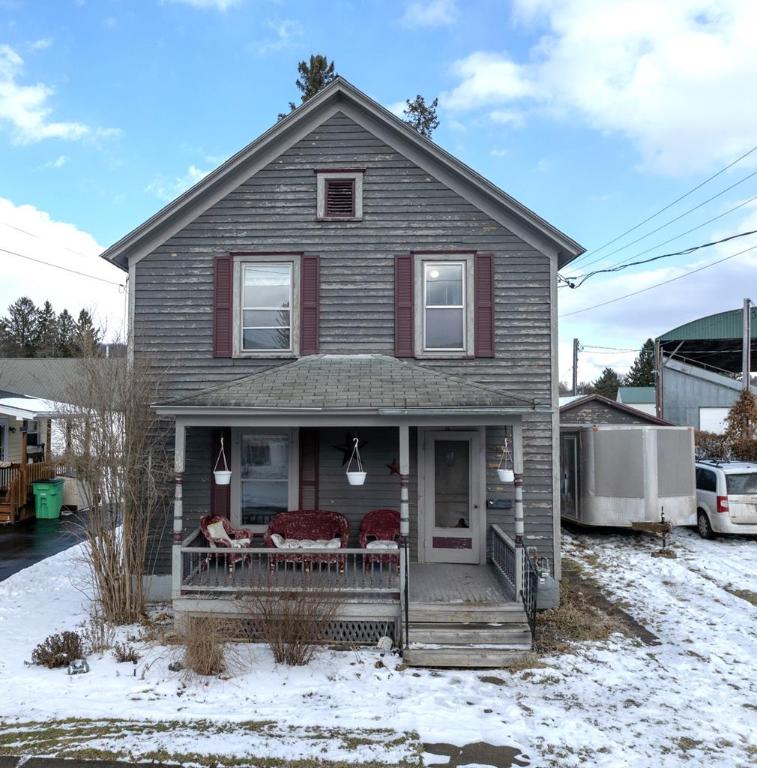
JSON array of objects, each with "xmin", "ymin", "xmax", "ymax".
[{"xmin": 386, "ymin": 457, "xmax": 401, "ymax": 476}]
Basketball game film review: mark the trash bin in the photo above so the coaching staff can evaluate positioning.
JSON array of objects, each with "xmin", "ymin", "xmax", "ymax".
[{"xmin": 32, "ymin": 478, "xmax": 65, "ymax": 520}]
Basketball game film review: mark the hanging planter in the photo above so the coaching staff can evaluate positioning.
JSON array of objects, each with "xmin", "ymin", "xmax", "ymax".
[
  {"xmin": 346, "ymin": 436, "xmax": 367, "ymax": 486},
  {"xmin": 213, "ymin": 436, "xmax": 231, "ymax": 485},
  {"xmin": 497, "ymin": 438, "xmax": 514, "ymax": 483}
]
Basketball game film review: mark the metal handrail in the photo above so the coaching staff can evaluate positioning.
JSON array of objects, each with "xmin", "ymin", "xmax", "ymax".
[{"xmin": 521, "ymin": 548, "xmax": 539, "ymax": 641}]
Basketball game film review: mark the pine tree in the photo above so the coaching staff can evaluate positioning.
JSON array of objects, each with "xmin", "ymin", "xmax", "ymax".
[
  {"xmin": 278, "ymin": 54, "xmax": 336, "ymax": 119},
  {"xmin": 0, "ymin": 297, "xmax": 39, "ymax": 357},
  {"xmin": 57, "ymin": 309, "xmax": 77, "ymax": 356},
  {"xmin": 625, "ymin": 338, "xmax": 656, "ymax": 387},
  {"xmin": 35, "ymin": 300, "xmax": 59, "ymax": 357},
  {"xmin": 592, "ymin": 367, "xmax": 623, "ymax": 400},
  {"xmin": 402, "ymin": 95, "xmax": 440, "ymax": 138},
  {"xmin": 74, "ymin": 309, "xmax": 102, "ymax": 355}
]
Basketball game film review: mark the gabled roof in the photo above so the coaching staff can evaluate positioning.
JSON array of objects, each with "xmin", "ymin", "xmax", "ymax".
[
  {"xmin": 155, "ymin": 354, "xmax": 543, "ymax": 414},
  {"xmin": 0, "ymin": 396, "xmax": 61, "ymax": 420},
  {"xmin": 560, "ymin": 393, "xmax": 670, "ymax": 425},
  {"xmin": 616, "ymin": 386, "xmax": 655, "ymax": 404},
  {"xmin": 101, "ymin": 77, "xmax": 583, "ymax": 271}
]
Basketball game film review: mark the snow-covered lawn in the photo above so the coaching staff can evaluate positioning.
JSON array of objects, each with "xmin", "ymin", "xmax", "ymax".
[{"xmin": 0, "ymin": 527, "xmax": 755, "ymax": 767}]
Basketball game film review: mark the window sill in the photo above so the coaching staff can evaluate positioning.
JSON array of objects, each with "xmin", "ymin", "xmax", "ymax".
[
  {"xmin": 415, "ymin": 351, "xmax": 475, "ymax": 360},
  {"xmin": 316, "ymin": 216, "xmax": 363, "ymax": 222},
  {"xmin": 232, "ymin": 352, "xmax": 299, "ymax": 360}
]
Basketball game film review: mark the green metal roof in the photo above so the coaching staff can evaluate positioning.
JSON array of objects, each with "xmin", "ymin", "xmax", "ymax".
[
  {"xmin": 617, "ymin": 386, "xmax": 655, "ymax": 404},
  {"xmin": 658, "ymin": 306, "xmax": 757, "ymax": 342}
]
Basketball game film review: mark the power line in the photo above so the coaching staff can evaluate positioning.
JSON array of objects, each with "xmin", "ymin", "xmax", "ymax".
[
  {"xmin": 1, "ymin": 246, "xmax": 125, "ymax": 287},
  {"xmin": 571, "ymin": 144, "xmax": 757, "ymax": 267},
  {"xmin": 560, "ymin": 243, "xmax": 757, "ymax": 318},
  {"xmin": 574, "ymin": 167, "xmax": 757, "ymax": 272},
  {"xmin": 0, "ymin": 219, "xmax": 103, "ymax": 262},
  {"xmin": 563, "ymin": 228, "xmax": 757, "ymax": 288}
]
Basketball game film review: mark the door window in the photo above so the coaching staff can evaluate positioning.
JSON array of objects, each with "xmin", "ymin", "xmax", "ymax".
[
  {"xmin": 433, "ymin": 439, "xmax": 470, "ymax": 529},
  {"xmin": 696, "ymin": 468, "xmax": 717, "ymax": 493},
  {"xmin": 240, "ymin": 432, "xmax": 290, "ymax": 525}
]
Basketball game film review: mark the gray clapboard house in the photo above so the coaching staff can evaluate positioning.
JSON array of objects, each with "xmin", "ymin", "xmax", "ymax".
[{"xmin": 102, "ymin": 77, "xmax": 583, "ymax": 666}]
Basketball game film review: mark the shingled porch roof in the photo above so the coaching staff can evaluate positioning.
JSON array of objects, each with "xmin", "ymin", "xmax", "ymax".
[{"xmin": 154, "ymin": 354, "xmax": 542, "ymax": 415}]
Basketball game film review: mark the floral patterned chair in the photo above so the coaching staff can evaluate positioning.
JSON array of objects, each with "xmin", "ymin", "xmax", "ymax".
[
  {"xmin": 265, "ymin": 510, "xmax": 350, "ymax": 571},
  {"xmin": 359, "ymin": 508, "xmax": 400, "ymax": 571},
  {"xmin": 199, "ymin": 514, "xmax": 254, "ymax": 572}
]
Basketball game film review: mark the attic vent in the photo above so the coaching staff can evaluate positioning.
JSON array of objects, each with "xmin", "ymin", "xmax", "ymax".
[{"xmin": 325, "ymin": 179, "xmax": 355, "ymax": 218}]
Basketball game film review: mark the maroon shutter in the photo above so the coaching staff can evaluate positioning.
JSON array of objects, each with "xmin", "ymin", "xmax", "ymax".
[
  {"xmin": 298, "ymin": 428, "xmax": 320, "ymax": 509},
  {"xmin": 474, "ymin": 253, "xmax": 495, "ymax": 358},
  {"xmin": 300, "ymin": 255, "xmax": 320, "ymax": 356},
  {"xmin": 394, "ymin": 254, "xmax": 414, "ymax": 357},
  {"xmin": 210, "ymin": 427, "xmax": 231, "ymax": 518},
  {"xmin": 213, "ymin": 255, "xmax": 233, "ymax": 358}
]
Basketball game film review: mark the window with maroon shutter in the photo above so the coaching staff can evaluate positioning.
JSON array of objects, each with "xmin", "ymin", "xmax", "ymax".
[
  {"xmin": 394, "ymin": 254, "xmax": 414, "ymax": 357},
  {"xmin": 325, "ymin": 179, "xmax": 355, "ymax": 218},
  {"xmin": 474, "ymin": 253, "xmax": 495, "ymax": 358},
  {"xmin": 300, "ymin": 255, "xmax": 320, "ymax": 355},
  {"xmin": 213, "ymin": 255, "xmax": 233, "ymax": 358}
]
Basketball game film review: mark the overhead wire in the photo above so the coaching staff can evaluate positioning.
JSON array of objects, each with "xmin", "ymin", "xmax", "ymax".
[{"xmin": 1, "ymin": 246, "xmax": 125, "ymax": 288}]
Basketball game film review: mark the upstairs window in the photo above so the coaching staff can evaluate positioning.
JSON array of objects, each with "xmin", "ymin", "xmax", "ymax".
[
  {"xmin": 240, "ymin": 261, "xmax": 294, "ymax": 353},
  {"xmin": 316, "ymin": 170, "xmax": 363, "ymax": 220},
  {"xmin": 424, "ymin": 262, "xmax": 465, "ymax": 351}
]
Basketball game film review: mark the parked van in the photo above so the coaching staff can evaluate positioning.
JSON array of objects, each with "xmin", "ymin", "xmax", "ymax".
[{"xmin": 694, "ymin": 460, "xmax": 757, "ymax": 538}]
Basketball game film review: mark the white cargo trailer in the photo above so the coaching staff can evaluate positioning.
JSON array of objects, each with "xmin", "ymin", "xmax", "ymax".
[{"xmin": 560, "ymin": 424, "xmax": 695, "ymax": 528}]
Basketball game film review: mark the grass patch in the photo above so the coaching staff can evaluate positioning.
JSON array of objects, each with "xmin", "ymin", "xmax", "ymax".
[{"xmin": 724, "ymin": 586, "xmax": 757, "ymax": 606}]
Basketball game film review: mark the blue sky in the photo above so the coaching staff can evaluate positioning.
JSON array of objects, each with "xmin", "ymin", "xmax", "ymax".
[{"xmin": 1, "ymin": 0, "xmax": 755, "ymax": 381}]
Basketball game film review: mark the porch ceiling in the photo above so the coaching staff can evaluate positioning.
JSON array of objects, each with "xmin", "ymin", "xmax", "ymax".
[{"xmin": 154, "ymin": 354, "xmax": 543, "ymax": 417}]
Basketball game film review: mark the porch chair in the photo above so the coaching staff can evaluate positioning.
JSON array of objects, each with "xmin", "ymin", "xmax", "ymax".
[
  {"xmin": 199, "ymin": 514, "xmax": 254, "ymax": 573},
  {"xmin": 359, "ymin": 508, "xmax": 400, "ymax": 572},
  {"xmin": 265, "ymin": 510, "xmax": 350, "ymax": 572}
]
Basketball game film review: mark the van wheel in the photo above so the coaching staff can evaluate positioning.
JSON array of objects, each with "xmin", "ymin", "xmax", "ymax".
[{"xmin": 697, "ymin": 509, "xmax": 715, "ymax": 539}]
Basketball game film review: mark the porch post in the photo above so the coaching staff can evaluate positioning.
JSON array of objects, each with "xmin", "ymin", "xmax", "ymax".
[
  {"xmin": 172, "ymin": 419, "xmax": 186, "ymax": 600},
  {"xmin": 512, "ymin": 420, "xmax": 524, "ymax": 601},
  {"xmin": 398, "ymin": 423, "xmax": 410, "ymax": 650}
]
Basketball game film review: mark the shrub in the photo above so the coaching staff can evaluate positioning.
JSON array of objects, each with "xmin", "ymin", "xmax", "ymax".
[
  {"xmin": 31, "ymin": 631, "xmax": 84, "ymax": 668},
  {"xmin": 182, "ymin": 616, "xmax": 227, "ymax": 676},
  {"xmin": 81, "ymin": 611, "xmax": 115, "ymax": 655},
  {"xmin": 113, "ymin": 642, "xmax": 140, "ymax": 663}
]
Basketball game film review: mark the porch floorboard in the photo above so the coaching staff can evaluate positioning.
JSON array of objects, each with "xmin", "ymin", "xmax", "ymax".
[{"xmin": 409, "ymin": 563, "xmax": 512, "ymax": 605}]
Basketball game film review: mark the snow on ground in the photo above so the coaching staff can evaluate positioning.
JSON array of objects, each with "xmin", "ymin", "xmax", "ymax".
[{"xmin": 0, "ymin": 529, "xmax": 755, "ymax": 767}]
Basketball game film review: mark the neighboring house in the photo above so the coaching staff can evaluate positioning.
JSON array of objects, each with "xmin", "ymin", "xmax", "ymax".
[
  {"xmin": 560, "ymin": 393, "xmax": 670, "ymax": 427},
  {"xmin": 616, "ymin": 387, "xmax": 656, "ymax": 416},
  {"xmin": 101, "ymin": 77, "xmax": 584, "ymax": 666},
  {"xmin": 657, "ymin": 307, "xmax": 756, "ymax": 433}
]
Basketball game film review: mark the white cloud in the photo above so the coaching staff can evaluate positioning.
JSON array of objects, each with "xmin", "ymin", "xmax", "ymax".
[
  {"xmin": 0, "ymin": 197, "xmax": 126, "ymax": 339},
  {"xmin": 43, "ymin": 154, "xmax": 68, "ymax": 169},
  {"xmin": 401, "ymin": 0, "xmax": 458, "ymax": 27},
  {"xmin": 146, "ymin": 164, "xmax": 210, "ymax": 202},
  {"xmin": 443, "ymin": 0, "xmax": 757, "ymax": 174},
  {"xmin": 489, "ymin": 108, "xmax": 525, "ymax": 127},
  {"xmin": 0, "ymin": 44, "xmax": 115, "ymax": 145},
  {"xmin": 29, "ymin": 38, "xmax": 53, "ymax": 51},
  {"xmin": 167, "ymin": 0, "xmax": 243, "ymax": 10},
  {"xmin": 252, "ymin": 19, "xmax": 303, "ymax": 56}
]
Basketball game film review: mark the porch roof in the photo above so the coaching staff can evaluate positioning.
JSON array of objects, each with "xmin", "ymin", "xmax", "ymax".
[{"xmin": 155, "ymin": 354, "xmax": 543, "ymax": 416}]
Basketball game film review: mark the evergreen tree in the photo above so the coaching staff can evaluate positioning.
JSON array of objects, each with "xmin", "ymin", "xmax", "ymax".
[
  {"xmin": 57, "ymin": 309, "xmax": 77, "ymax": 356},
  {"xmin": 402, "ymin": 95, "xmax": 440, "ymax": 138},
  {"xmin": 0, "ymin": 297, "xmax": 39, "ymax": 357},
  {"xmin": 74, "ymin": 309, "xmax": 102, "ymax": 355},
  {"xmin": 278, "ymin": 54, "xmax": 336, "ymax": 119},
  {"xmin": 625, "ymin": 338, "xmax": 656, "ymax": 387},
  {"xmin": 35, "ymin": 300, "xmax": 59, "ymax": 357},
  {"xmin": 592, "ymin": 367, "xmax": 623, "ymax": 400}
]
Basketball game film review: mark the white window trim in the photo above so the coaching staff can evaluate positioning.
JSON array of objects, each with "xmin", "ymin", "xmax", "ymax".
[
  {"xmin": 414, "ymin": 253, "xmax": 475, "ymax": 358},
  {"xmin": 316, "ymin": 171, "xmax": 364, "ymax": 221},
  {"xmin": 232, "ymin": 254, "xmax": 300, "ymax": 358},
  {"xmin": 230, "ymin": 427, "xmax": 299, "ymax": 534}
]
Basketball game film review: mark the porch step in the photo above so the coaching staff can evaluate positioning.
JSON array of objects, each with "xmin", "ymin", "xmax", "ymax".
[
  {"xmin": 410, "ymin": 602, "xmax": 526, "ymax": 625},
  {"xmin": 403, "ymin": 645, "xmax": 532, "ymax": 668},
  {"xmin": 408, "ymin": 622, "xmax": 532, "ymax": 646}
]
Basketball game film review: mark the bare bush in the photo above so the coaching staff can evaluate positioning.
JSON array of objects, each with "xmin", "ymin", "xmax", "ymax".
[
  {"xmin": 31, "ymin": 631, "xmax": 84, "ymax": 668},
  {"xmin": 244, "ymin": 588, "xmax": 341, "ymax": 666},
  {"xmin": 181, "ymin": 616, "xmax": 228, "ymax": 676},
  {"xmin": 113, "ymin": 642, "xmax": 140, "ymax": 663},
  {"xmin": 61, "ymin": 351, "xmax": 170, "ymax": 625},
  {"xmin": 81, "ymin": 610, "xmax": 115, "ymax": 654}
]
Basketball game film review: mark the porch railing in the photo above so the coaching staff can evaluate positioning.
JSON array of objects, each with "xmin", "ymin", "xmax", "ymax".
[
  {"xmin": 177, "ymin": 528, "xmax": 401, "ymax": 597},
  {"xmin": 521, "ymin": 548, "xmax": 539, "ymax": 641},
  {"xmin": 490, "ymin": 524, "xmax": 517, "ymax": 600},
  {"xmin": 0, "ymin": 461, "xmax": 67, "ymax": 521}
]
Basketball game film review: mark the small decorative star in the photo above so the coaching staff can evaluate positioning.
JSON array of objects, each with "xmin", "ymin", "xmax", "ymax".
[
  {"xmin": 332, "ymin": 433, "xmax": 368, "ymax": 466},
  {"xmin": 386, "ymin": 457, "xmax": 401, "ymax": 476}
]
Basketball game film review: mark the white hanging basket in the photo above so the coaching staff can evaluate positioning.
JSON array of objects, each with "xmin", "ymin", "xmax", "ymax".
[
  {"xmin": 497, "ymin": 439, "xmax": 514, "ymax": 484},
  {"xmin": 346, "ymin": 437, "xmax": 366, "ymax": 486},
  {"xmin": 213, "ymin": 437, "xmax": 231, "ymax": 485},
  {"xmin": 497, "ymin": 468, "xmax": 515, "ymax": 483}
]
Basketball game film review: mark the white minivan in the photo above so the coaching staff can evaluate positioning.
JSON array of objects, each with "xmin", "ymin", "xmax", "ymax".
[{"xmin": 694, "ymin": 460, "xmax": 757, "ymax": 538}]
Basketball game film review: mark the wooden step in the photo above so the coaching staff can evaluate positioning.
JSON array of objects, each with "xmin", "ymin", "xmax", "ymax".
[
  {"xmin": 403, "ymin": 645, "xmax": 532, "ymax": 668},
  {"xmin": 410, "ymin": 602, "xmax": 526, "ymax": 624},
  {"xmin": 408, "ymin": 622, "xmax": 532, "ymax": 646}
]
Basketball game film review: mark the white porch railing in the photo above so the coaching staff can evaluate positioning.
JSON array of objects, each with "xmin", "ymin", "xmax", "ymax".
[
  {"xmin": 489, "ymin": 524, "xmax": 520, "ymax": 601},
  {"xmin": 176, "ymin": 528, "xmax": 400, "ymax": 597}
]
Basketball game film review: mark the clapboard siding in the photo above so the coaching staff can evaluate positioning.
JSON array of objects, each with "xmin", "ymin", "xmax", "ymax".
[{"xmin": 133, "ymin": 111, "xmax": 557, "ymax": 574}]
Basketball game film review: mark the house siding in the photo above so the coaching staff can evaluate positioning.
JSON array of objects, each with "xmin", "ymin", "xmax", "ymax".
[
  {"xmin": 561, "ymin": 402, "xmax": 660, "ymax": 426},
  {"xmin": 132, "ymin": 111, "xmax": 556, "ymax": 574}
]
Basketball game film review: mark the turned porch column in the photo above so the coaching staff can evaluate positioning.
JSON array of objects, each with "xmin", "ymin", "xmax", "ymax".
[
  {"xmin": 171, "ymin": 420, "xmax": 186, "ymax": 600},
  {"xmin": 398, "ymin": 423, "xmax": 410, "ymax": 649},
  {"xmin": 512, "ymin": 420, "xmax": 525, "ymax": 600}
]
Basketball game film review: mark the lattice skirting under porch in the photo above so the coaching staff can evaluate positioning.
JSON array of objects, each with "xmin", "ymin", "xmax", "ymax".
[{"xmin": 224, "ymin": 618, "xmax": 399, "ymax": 645}]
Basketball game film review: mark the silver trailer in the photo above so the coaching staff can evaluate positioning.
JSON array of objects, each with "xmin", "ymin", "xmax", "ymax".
[{"xmin": 560, "ymin": 425, "xmax": 695, "ymax": 528}]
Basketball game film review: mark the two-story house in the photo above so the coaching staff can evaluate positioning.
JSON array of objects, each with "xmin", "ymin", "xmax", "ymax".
[{"xmin": 102, "ymin": 77, "xmax": 583, "ymax": 667}]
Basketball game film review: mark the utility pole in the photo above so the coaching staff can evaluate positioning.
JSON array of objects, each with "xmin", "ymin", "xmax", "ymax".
[
  {"xmin": 572, "ymin": 338, "xmax": 579, "ymax": 395},
  {"xmin": 743, "ymin": 297, "xmax": 753, "ymax": 390}
]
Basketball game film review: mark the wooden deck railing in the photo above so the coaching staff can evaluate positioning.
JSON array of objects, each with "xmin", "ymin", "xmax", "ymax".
[
  {"xmin": 0, "ymin": 460, "xmax": 71, "ymax": 522},
  {"xmin": 177, "ymin": 527, "xmax": 400, "ymax": 597},
  {"xmin": 490, "ymin": 524, "xmax": 518, "ymax": 601}
]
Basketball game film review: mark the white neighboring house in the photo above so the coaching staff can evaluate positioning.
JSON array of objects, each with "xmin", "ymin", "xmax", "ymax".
[
  {"xmin": 616, "ymin": 387, "xmax": 657, "ymax": 417},
  {"xmin": 0, "ymin": 396, "xmax": 64, "ymax": 464}
]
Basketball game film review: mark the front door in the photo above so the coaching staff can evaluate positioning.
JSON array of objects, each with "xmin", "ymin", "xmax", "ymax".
[{"xmin": 423, "ymin": 431, "xmax": 482, "ymax": 564}]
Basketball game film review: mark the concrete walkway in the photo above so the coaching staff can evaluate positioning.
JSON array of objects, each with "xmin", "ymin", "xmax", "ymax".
[{"xmin": 0, "ymin": 514, "xmax": 83, "ymax": 581}]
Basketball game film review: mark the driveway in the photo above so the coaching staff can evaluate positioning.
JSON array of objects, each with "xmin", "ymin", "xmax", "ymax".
[{"xmin": 0, "ymin": 514, "xmax": 83, "ymax": 581}]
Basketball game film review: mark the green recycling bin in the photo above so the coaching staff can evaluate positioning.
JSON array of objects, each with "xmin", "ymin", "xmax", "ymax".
[{"xmin": 32, "ymin": 478, "xmax": 65, "ymax": 519}]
